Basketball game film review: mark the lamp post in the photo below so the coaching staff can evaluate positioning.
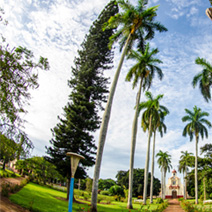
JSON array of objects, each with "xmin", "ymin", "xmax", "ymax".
[
  {"xmin": 66, "ymin": 152, "xmax": 85, "ymax": 212},
  {"xmin": 206, "ymin": 8, "xmax": 212, "ymax": 21}
]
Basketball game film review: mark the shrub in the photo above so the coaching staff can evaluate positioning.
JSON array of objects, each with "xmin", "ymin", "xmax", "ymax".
[
  {"xmin": 1, "ymin": 183, "xmax": 10, "ymax": 197},
  {"xmin": 109, "ymin": 185, "xmax": 124, "ymax": 197},
  {"xmin": 156, "ymin": 198, "xmax": 164, "ymax": 204},
  {"xmin": 178, "ymin": 197, "xmax": 184, "ymax": 202},
  {"xmin": 180, "ymin": 200, "xmax": 196, "ymax": 212},
  {"xmin": 97, "ymin": 196, "xmax": 104, "ymax": 203},
  {"xmin": 138, "ymin": 195, "xmax": 143, "ymax": 199},
  {"xmin": 100, "ymin": 190, "xmax": 110, "ymax": 196}
]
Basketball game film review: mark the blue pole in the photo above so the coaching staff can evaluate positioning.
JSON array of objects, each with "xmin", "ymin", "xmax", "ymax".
[{"xmin": 68, "ymin": 177, "xmax": 74, "ymax": 212}]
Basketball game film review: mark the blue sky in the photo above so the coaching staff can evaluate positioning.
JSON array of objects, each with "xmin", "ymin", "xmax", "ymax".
[{"xmin": 1, "ymin": 0, "xmax": 212, "ymax": 183}]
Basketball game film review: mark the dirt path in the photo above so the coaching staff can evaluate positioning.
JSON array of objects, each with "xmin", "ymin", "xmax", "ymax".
[
  {"xmin": 0, "ymin": 177, "xmax": 29, "ymax": 212},
  {"xmin": 163, "ymin": 199, "xmax": 185, "ymax": 212}
]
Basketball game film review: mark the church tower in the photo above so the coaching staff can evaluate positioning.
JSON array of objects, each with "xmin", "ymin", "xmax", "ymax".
[{"xmin": 165, "ymin": 169, "xmax": 184, "ymax": 199}]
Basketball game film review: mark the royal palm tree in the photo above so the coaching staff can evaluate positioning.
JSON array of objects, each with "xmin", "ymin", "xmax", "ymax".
[
  {"xmin": 182, "ymin": 106, "xmax": 211, "ymax": 204},
  {"xmin": 149, "ymin": 113, "xmax": 168, "ymax": 203},
  {"xmin": 178, "ymin": 151, "xmax": 193, "ymax": 199},
  {"xmin": 91, "ymin": 0, "xmax": 167, "ymax": 210},
  {"xmin": 138, "ymin": 92, "xmax": 168, "ymax": 204},
  {"xmin": 192, "ymin": 57, "xmax": 212, "ymax": 102},
  {"xmin": 156, "ymin": 150, "xmax": 172, "ymax": 199},
  {"xmin": 126, "ymin": 43, "xmax": 164, "ymax": 207}
]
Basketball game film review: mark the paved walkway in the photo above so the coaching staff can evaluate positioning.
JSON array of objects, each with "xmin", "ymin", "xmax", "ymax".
[{"xmin": 163, "ymin": 199, "xmax": 185, "ymax": 212}]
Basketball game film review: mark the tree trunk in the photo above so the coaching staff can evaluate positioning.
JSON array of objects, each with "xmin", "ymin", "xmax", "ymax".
[
  {"xmin": 91, "ymin": 33, "xmax": 132, "ymax": 212},
  {"xmin": 185, "ymin": 168, "xmax": 187, "ymax": 200},
  {"xmin": 203, "ymin": 176, "xmax": 206, "ymax": 201},
  {"xmin": 150, "ymin": 131, "xmax": 156, "ymax": 203},
  {"xmin": 67, "ymin": 178, "xmax": 70, "ymax": 200},
  {"xmin": 143, "ymin": 115, "xmax": 152, "ymax": 205},
  {"xmin": 127, "ymin": 78, "xmax": 143, "ymax": 209},
  {"xmin": 163, "ymin": 171, "xmax": 166, "ymax": 199},
  {"xmin": 195, "ymin": 135, "xmax": 198, "ymax": 204},
  {"xmin": 161, "ymin": 169, "xmax": 163, "ymax": 199},
  {"xmin": 2, "ymin": 160, "xmax": 6, "ymax": 170}
]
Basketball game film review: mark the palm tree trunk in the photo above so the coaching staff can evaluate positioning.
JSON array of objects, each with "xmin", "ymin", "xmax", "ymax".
[
  {"xmin": 143, "ymin": 115, "xmax": 152, "ymax": 205},
  {"xmin": 161, "ymin": 169, "xmax": 163, "ymax": 199},
  {"xmin": 91, "ymin": 33, "xmax": 131, "ymax": 212},
  {"xmin": 185, "ymin": 168, "xmax": 187, "ymax": 200},
  {"xmin": 150, "ymin": 131, "xmax": 156, "ymax": 203},
  {"xmin": 203, "ymin": 176, "xmax": 206, "ymax": 201},
  {"xmin": 127, "ymin": 78, "xmax": 143, "ymax": 209},
  {"xmin": 195, "ymin": 135, "xmax": 198, "ymax": 204},
  {"xmin": 163, "ymin": 171, "xmax": 166, "ymax": 199}
]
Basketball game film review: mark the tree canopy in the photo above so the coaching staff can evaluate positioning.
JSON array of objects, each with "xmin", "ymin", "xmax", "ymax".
[{"xmin": 46, "ymin": 1, "xmax": 118, "ymax": 182}]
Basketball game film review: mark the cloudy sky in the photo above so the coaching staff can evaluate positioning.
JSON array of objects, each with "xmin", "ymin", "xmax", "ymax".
[{"xmin": 1, "ymin": 0, "xmax": 212, "ymax": 183}]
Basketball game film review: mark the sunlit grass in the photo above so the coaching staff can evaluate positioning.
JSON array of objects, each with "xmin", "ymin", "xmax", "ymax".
[
  {"xmin": 10, "ymin": 182, "xmax": 166, "ymax": 212},
  {"xmin": 0, "ymin": 168, "xmax": 20, "ymax": 178}
]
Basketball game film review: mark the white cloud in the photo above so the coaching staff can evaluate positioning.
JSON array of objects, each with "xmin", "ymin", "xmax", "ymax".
[{"xmin": 0, "ymin": 0, "xmax": 211, "ymax": 184}]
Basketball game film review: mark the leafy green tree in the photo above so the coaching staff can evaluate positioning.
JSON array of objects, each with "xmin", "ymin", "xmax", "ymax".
[
  {"xmin": 182, "ymin": 106, "xmax": 211, "ymax": 204},
  {"xmin": 126, "ymin": 44, "xmax": 164, "ymax": 205},
  {"xmin": 86, "ymin": 178, "xmax": 93, "ymax": 193},
  {"xmin": 0, "ymin": 9, "xmax": 49, "ymax": 157},
  {"xmin": 156, "ymin": 150, "xmax": 172, "ymax": 199},
  {"xmin": 178, "ymin": 151, "xmax": 193, "ymax": 199},
  {"xmin": 0, "ymin": 133, "xmax": 17, "ymax": 170},
  {"xmin": 199, "ymin": 144, "xmax": 212, "ymax": 200},
  {"xmin": 46, "ymin": 1, "xmax": 118, "ymax": 200},
  {"xmin": 109, "ymin": 185, "xmax": 125, "ymax": 197},
  {"xmin": 116, "ymin": 168, "xmax": 160, "ymax": 197},
  {"xmin": 92, "ymin": 0, "xmax": 167, "ymax": 209},
  {"xmin": 98, "ymin": 178, "xmax": 116, "ymax": 191},
  {"xmin": 149, "ymin": 106, "xmax": 168, "ymax": 203},
  {"xmin": 138, "ymin": 91, "xmax": 168, "ymax": 204},
  {"xmin": 16, "ymin": 157, "xmax": 63, "ymax": 184},
  {"xmin": 192, "ymin": 57, "xmax": 212, "ymax": 102}
]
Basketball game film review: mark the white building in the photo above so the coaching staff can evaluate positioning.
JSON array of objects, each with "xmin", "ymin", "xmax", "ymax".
[{"xmin": 165, "ymin": 169, "xmax": 184, "ymax": 199}]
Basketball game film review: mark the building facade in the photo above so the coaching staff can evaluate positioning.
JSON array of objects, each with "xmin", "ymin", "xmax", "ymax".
[{"xmin": 165, "ymin": 169, "xmax": 184, "ymax": 199}]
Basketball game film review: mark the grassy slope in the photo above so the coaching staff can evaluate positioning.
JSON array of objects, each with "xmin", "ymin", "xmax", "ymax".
[
  {"xmin": 0, "ymin": 168, "xmax": 21, "ymax": 178},
  {"xmin": 10, "ymin": 183, "xmax": 160, "ymax": 212}
]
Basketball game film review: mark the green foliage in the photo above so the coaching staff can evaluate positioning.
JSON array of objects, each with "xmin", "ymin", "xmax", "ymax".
[
  {"xmin": 0, "ymin": 9, "xmax": 48, "ymax": 158},
  {"xmin": 116, "ymin": 168, "xmax": 161, "ymax": 197},
  {"xmin": 192, "ymin": 57, "xmax": 212, "ymax": 102},
  {"xmin": 85, "ymin": 178, "xmax": 93, "ymax": 193},
  {"xmin": 1, "ymin": 178, "xmax": 28, "ymax": 197},
  {"xmin": 15, "ymin": 157, "xmax": 64, "ymax": 185},
  {"xmin": 46, "ymin": 0, "xmax": 118, "ymax": 180},
  {"xmin": 98, "ymin": 178, "xmax": 116, "ymax": 191},
  {"xmin": 0, "ymin": 44, "xmax": 49, "ymax": 129},
  {"xmin": 156, "ymin": 198, "xmax": 164, "ymax": 204},
  {"xmin": 0, "ymin": 133, "xmax": 17, "ymax": 169},
  {"xmin": 0, "ymin": 168, "xmax": 19, "ymax": 177},
  {"xmin": 180, "ymin": 200, "xmax": 196, "ymax": 212},
  {"xmin": 109, "ymin": 185, "xmax": 125, "ymax": 197},
  {"xmin": 100, "ymin": 190, "xmax": 110, "ymax": 196}
]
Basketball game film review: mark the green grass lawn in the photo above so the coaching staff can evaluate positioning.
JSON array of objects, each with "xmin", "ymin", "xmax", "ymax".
[{"xmin": 10, "ymin": 183, "xmax": 166, "ymax": 212}]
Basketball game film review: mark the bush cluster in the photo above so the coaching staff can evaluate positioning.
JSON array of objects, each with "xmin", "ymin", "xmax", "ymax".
[
  {"xmin": 179, "ymin": 200, "xmax": 212, "ymax": 212},
  {"xmin": 1, "ymin": 178, "xmax": 29, "ymax": 197}
]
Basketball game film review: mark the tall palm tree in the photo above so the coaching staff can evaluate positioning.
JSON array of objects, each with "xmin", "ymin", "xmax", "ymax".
[
  {"xmin": 178, "ymin": 151, "xmax": 193, "ymax": 199},
  {"xmin": 126, "ymin": 43, "xmax": 164, "ymax": 207},
  {"xmin": 91, "ymin": 1, "xmax": 167, "ymax": 211},
  {"xmin": 182, "ymin": 106, "xmax": 211, "ymax": 204},
  {"xmin": 192, "ymin": 57, "xmax": 212, "ymax": 102},
  {"xmin": 156, "ymin": 150, "xmax": 172, "ymax": 199},
  {"xmin": 149, "ymin": 113, "xmax": 168, "ymax": 203},
  {"xmin": 138, "ymin": 92, "xmax": 168, "ymax": 204}
]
